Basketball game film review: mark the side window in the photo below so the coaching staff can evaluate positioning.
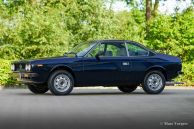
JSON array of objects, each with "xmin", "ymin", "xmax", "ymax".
[
  {"xmin": 105, "ymin": 43, "xmax": 127, "ymax": 57},
  {"xmin": 86, "ymin": 43, "xmax": 105, "ymax": 57},
  {"xmin": 87, "ymin": 43, "xmax": 127, "ymax": 57},
  {"xmin": 127, "ymin": 43, "xmax": 149, "ymax": 56}
]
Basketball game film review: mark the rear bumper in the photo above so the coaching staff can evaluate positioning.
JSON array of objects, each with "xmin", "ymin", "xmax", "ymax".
[
  {"xmin": 11, "ymin": 72, "xmax": 44, "ymax": 84},
  {"xmin": 166, "ymin": 81, "xmax": 184, "ymax": 86},
  {"xmin": 167, "ymin": 70, "xmax": 184, "ymax": 81},
  {"xmin": 178, "ymin": 71, "xmax": 184, "ymax": 75},
  {"xmin": 166, "ymin": 70, "xmax": 184, "ymax": 86}
]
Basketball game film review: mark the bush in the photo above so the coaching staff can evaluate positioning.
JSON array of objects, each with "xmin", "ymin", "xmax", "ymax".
[
  {"xmin": 176, "ymin": 63, "xmax": 194, "ymax": 86},
  {"xmin": 0, "ymin": 59, "xmax": 16, "ymax": 86}
]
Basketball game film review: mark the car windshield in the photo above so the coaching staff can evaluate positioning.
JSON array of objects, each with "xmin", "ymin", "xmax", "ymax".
[{"xmin": 65, "ymin": 41, "xmax": 97, "ymax": 57}]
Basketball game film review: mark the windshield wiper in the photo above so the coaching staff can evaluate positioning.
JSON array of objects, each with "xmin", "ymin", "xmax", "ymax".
[{"xmin": 64, "ymin": 52, "xmax": 77, "ymax": 57}]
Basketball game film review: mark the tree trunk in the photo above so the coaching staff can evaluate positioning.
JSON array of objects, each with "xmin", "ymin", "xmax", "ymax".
[
  {"xmin": 153, "ymin": 0, "xmax": 159, "ymax": 17},
  {"xmin": 109, "ymin": 0, "xmax": 115, "ymax": 11},
  {"xmin": 29, "ymin": 0, "xmax": 37, "ymax": 5},
  {"xmin": 145, "ymin": 0, "xmax": 152, "ymax": 35},
  {"xmin": 146, "ymin": 0, "xmax": 152, "ymax": 22}
]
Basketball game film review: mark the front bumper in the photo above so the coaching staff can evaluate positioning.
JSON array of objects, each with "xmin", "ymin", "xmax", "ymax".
[{"xmin": 11, "ymin": 72, "xmax": 42, "ymax": 84}]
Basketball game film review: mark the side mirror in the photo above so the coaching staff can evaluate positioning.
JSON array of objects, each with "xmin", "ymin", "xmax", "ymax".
[{"xmin": 95, "ymin": 51, "xmax": 104, "ymax": 61}]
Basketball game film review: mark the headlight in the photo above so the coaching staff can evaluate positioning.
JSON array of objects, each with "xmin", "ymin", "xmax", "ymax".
[
  {"xmin": 25, "ymin": 64, "xmax": 31, "ymax": 71},
  {"xmin": 11, "ymin": 64, "xmax": 15, "ymax": 71}
]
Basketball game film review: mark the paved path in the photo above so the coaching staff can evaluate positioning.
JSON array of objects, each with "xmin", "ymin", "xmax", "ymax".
[{"xmin": 0, "ymin": 88, "xmax": 194, "ymax": 129}]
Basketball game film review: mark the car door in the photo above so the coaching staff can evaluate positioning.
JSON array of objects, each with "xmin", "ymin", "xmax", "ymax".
[
  {"xmin": 126, "ymin": 42, "xmax": 151, "ymax": 84},
  {"xmin": 80, "ymin": 41, "xmax": 131, "ymax": 86}
]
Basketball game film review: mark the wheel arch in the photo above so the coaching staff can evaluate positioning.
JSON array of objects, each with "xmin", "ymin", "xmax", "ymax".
[
  {"xmin": 145, "ymin": 66, "xmax": 167, "ymax": 80},
  {"xmin": 48, "ymin": 65, "xmax": 76, "ymax": 83}
]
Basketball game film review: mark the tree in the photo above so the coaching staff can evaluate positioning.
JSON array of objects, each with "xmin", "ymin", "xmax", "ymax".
[
  {"xmin": 124, "ymin": 0, "xmax": 161, "ymax": 34},
  {"xmin": 125, "ymin": 0, "xmax": 160, "ymax": 20}
]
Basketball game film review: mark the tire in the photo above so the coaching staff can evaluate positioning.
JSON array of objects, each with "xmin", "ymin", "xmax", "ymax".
[
  {"xmin": 118, "ymin": 85, "xmax": 138, "ymax": 93},
  {"xmin": 27, "ymin": 84, "xmax": 49, "ymax": 94},
  {"xmin": 48, "ymin": 70, "xmax": 74, "ymax": 95},
  {"xmin": 142, "ymin": 70, "xmax": 165, "ymax": 94}
]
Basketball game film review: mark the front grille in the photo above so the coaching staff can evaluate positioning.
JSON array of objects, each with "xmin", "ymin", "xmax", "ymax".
[{"xmin": 14, "ymin": 63, "xmax": 26, "ymax": 71}]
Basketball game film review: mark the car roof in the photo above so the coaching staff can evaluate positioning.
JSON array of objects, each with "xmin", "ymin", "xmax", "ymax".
[
  {"xmin": 93, "ymin": 39, "xmax": 134, "ymax": 43},
  {"xmin": 92, "ymin": 39, "xmax": 156, "ymax": 54}
]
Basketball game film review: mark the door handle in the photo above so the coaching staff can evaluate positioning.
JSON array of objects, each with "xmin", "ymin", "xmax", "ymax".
[{"xmin": 122, "ymin": 62, "xmax": 130, "ymax": 66}]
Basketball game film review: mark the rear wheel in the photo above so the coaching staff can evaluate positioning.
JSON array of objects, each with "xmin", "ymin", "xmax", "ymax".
[
  {"xmin": 142, "ymin": 70, "xmax": 165, "ymax": 94},
  {"xmin": 118, "ymin": 85, "xmax": 138, "ymax": 93},
  {"xmin": 27, "ymin": 84, "xmax": 48, "ymax": 94},
  {"xmin": 48, "ymin": 70, "xmax": 74, "ymax": 95}
]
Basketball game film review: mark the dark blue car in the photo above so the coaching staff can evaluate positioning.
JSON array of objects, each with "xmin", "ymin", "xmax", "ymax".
[{"xmin": 11, "ymin": 40, "xmax": 183, "ymax": 95}]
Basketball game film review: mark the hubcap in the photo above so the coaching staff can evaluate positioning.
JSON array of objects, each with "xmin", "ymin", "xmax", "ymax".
[
  {"xmin": 54, "ymin": 74, "xmax": 71, "ymax": 92},
  {"xmin": 147, "ymin": 74, "xmax": 163, "ymax": 91}
]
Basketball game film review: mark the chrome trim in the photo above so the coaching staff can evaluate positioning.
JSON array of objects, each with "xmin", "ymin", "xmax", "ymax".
[
  {"xmin": 11, "ymin": 73, "xmax": 38, "ymax": 80},
  {"xmin": 124, "ymin": 42, "xmax": 129, "ymax": 57},
  {"xmin": 83, "ymin": 42, "xmax": 99, "ymax": 57},
  {"xmin": 166, "ymin": 81, "xmax": 184, "ymax": 86}
]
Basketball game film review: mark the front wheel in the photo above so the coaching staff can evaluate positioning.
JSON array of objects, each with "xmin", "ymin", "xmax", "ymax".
[
  {"xmin": 48, "ymin": 70, "xmax": 74, "ymax": 95},
  {"xmin": 118, "ymin": 85, "xmax": 138, "ymax": 93},
  {"xmin": 27, "ymin": 84, "xmax": 49, "ymax": 94},
  {"xmin": 142, "ymin": 71, "xmax": 165, "ymax": 94}
]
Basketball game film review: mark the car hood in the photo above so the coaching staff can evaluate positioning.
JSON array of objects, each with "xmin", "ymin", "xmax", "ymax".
[{"xmin": 13, "ymin": 56, "xmax": 79, "ymax": 65}]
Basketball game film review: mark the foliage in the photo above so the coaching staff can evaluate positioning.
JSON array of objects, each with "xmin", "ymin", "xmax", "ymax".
[
  {"xmin": 0, "ymin": 1, "xmax": 70, "ymax": 59},
  {"xmin": 0, "ymin": 0, "xmax": 193, "ymax": 86},
  {"xmin": 147, "ymin": 8, "xmax": 194, "ymax": 62},
  {"xmin": 176, "ymin": 62, "xmax": 194, "ymax": 86},
  {"xmin": 0, "ymin": 59, "xmax": 16, "ymax": 85}
]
